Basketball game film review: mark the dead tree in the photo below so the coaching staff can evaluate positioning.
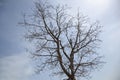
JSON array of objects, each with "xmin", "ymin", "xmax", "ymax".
[{"xmin": 21, "ymin": 1, "xmax": 103, "ymax": 80}]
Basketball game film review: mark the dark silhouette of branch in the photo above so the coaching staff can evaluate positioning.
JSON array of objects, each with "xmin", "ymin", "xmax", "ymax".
[{"xmin": 21, "ymin": 1, "xmax": 103, "ymax": 80}]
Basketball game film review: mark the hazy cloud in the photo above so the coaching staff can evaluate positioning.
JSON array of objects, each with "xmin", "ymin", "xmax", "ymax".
[{"xmin": 0, "ymin": 53, "xmax": 34, "ymax": 80}]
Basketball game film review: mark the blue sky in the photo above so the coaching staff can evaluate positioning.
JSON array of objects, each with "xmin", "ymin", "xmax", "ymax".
[{"xmin": 0, "ymin": 0, "xmax": 120, "ymax": 80}]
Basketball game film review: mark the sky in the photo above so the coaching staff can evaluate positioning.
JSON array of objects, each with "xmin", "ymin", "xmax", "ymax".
[{"xmin": 0, "ymin": 0, "xmax": 120, "ymax": 80}]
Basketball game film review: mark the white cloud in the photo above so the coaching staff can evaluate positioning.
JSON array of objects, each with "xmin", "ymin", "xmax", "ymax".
[
  {"xmin": 91, "ymin": 22, "xmax": 120, "ymax": 80},
  {"xmin": 0, "ymin": 53, "xmax": 34, "ymax": 80}
]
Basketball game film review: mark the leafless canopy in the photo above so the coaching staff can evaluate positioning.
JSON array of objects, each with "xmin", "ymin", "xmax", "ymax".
[{"xmin": 22, "ymin": 1, "xmax": 103, "ymax": 80}]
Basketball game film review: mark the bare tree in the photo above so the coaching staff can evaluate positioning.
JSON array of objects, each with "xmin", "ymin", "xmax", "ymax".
[{"xmin": 21, "ymin": 1, "xmax": 103, "ymax": 80}]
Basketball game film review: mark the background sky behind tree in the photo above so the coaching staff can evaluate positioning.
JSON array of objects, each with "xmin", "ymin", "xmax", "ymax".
[{"xmin": 0, "ymin": 0, "xmax": 120, "ymax": 80}]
